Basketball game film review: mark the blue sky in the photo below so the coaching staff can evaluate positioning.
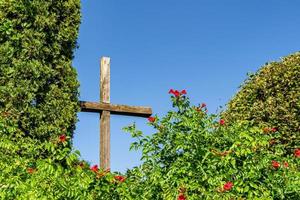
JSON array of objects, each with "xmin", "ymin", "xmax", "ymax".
[{"xmin": 73, "ymin": 0, "xmax": 300, "ymax": 172}]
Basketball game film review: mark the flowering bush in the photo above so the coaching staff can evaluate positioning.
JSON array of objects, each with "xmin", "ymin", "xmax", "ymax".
[
  {"xmin": 0, "ymin": 118, "xmax": 129, "ymax": 199},
  {"xmin": 1, "ymin": 90, "xmax": 299, "ymax": 199},
  {"xmin": 123, "ymin": 90, "xmax": 300, "ymax": 199},
  {"xmin": 2, "ymin": 0, "xmax": 299, "ymax": 199}
]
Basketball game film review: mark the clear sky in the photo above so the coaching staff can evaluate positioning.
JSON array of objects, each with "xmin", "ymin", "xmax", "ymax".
[{"xmin": 72, "ymin": 0, "xmax": 300, "ymax": 173}]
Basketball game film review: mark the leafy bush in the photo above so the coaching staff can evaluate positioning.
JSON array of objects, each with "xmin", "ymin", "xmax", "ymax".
[
  {"xmin": 1, "ymin": 87, "xmax": 299, "ymax": 199},
  {"xmin": 1, "ymin": 1, "xmax": 299, "ymax": 199},
  {"xmin": 222, "ymin": 53, "xmax": 300, "ymax": 149},
  {"xmin": 0, "ymin": 0, "xmax": 80, "ymax": 144},
  {"xmin": 0, "ymin": 1, "xmax": 130, "ymax": 199},
  {"xmin": 0, "ymin": 118, "xmax": 129, "ymax": 199},
  {"xmin": 0, "ymin": 1, "xmax": 132, "ymax": 199},
  {"xmin": 124, "ymin": 91, "xmax": 300, "ymax": 199}
]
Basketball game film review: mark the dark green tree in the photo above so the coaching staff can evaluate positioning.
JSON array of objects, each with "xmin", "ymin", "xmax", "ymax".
[
  {"xmin": 0, "ymin": 1, "xmax": 131, "ymax": 199},
  {"xmin": 0, "ymin": 0, "xmax": 81, "ymax": 145},
  {"xmin": 222, "ymin": 52, "xmax": 300, "ymax": 150}
]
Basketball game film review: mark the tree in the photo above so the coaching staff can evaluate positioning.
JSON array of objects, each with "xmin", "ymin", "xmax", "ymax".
[{"xmin": 0, "ymin": 0, "xmax": 81, "ymax": 146}]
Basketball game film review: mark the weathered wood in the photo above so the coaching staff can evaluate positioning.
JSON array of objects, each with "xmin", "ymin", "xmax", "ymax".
[
  {"xmin": 80, "ymin": 56, "xmax": 153, "ymax": 169},
  {"xmin": 100, "ymin": 57, "xmax": 110, "ymax": 103},
  {"xmin": 100, "ymin": 111, "xmax": 110, "ymax": 170},
  {"xmin": 100, "ymin": 57, "xmax": 110, "ymax": 170},
  {"xmin": 80, "ymin": 101, "xmax": 152, "ymax": 117}
]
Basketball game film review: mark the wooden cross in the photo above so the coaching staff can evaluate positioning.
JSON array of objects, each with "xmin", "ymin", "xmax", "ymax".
[{"xmin": 80, "ymin": 57, "xmax": 152, "ymax": 170}]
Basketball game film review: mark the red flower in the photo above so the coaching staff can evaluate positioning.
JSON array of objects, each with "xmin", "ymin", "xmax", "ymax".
[
  {"xmin": 223, "ymin": 182, "xmax": 233, "ymax": 191},
  {"xmin": 174, "ymin": 90, "xmax": 180, "ymax": 97},
  {"xmin": 263, "ymin": 127, "xmax": 277, "ymax": 133},
  {"xmin": 169, "ymin": 89, "xmax": 175, "ymax": 94},
  {"xmin": 283, "ymin": 161, "xmax": 289, "ymax": 168},
  {"xmin": 90, "ymin": 165, "xmax": 98, "ymax": 172},
  {"xmin": 178, "ymin": 193, "xmax": 186, "ymax": 200},
  {"xmin": 200, "ymin": 103, "xmax": 207, "ymax": 108},
  {"xmin": 219, "ymin": 119, "xmax": 225, "ymax": 126},
  {"xmin": 180, "ymin": 90, "xmax": 187, "ymax": 95},
  {"xmin": 272, "ymin": 160, "xmax": 280, "ymax": 169},
  {"xmin": 169, "ymin": 89, "xmax": 186, "ymax": 97},
  {"xmin": 27, "ymin": 168, "xmax": 35, "ymax": 174},
  {"xmin": 148, "ymin": 116, "xmax": 156, "ymax": 123},
  {"xmin": 294, "ymin": 149, "xmax": 300, "ymax": 158},
  {"xmin": 114, "ymin": 175, "xmax": 126, "ymax": 182},
  {"xmin": 59, "ymin": 134, "xmax": 67, "ymax": 143}
]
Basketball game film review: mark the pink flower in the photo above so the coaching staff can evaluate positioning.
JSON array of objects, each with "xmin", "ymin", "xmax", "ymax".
[
  {"xmin": 148, "ymin": 117, "xmax": 156, "ymax": 123},
  {"xmin": 223, "ymin": 182, "xmax": 233, "ymax": 191},
  {"xmin": 90, "ymin": 165, "xmax": 98, "ymax": 172},
  {"xmin": 59, "ymin": 134, "xmax": 67, "ymax": 143},
  {"xmin": 294, "ymin": 149, "xmax": 300, "ymax": 158},
  {"xmin": 283, "ymin": 161, "xmax": 289, "ymax": 168},
  {"xmin": 272, "ymin": 160, "xmax": 280, "ymax": 169},
  {"xmin": 271, "ymin": 127, "xmax": 278, "ymax": 132},
  {"xmin": 219, "ymin": 119, "xmax": 225, "ymax": 126}
]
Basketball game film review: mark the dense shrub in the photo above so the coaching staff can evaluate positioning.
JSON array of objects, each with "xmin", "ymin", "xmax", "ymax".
[
  {"xmin": 0, "ymin": 118, "xmax": 129, "ymax": 199},
  {"xmin": 124, "ymin": 91, "xmax": 300, "ymax": 199},
  {"xmin": 1, "ymin": 1, "xmax": 299, "ymax": 199},
  {"xmin": 222, "ymin": 53, "xmax": 300, "ymax": 149},
  {"xmin": 0, "ymin": 1, "xmax": 131, "ymax": 199},
  {"xmin": 0, "ymin": 0, "xmax": 80, "ymax": 144}
]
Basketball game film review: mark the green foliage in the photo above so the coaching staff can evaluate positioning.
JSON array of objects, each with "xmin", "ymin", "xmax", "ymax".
[
  {"xmin": 222, "ymin": 52, "xmax": 300, "ymax": 149},
  {"xmin": 0, "ymin": 0, "xmax": 81, "ymax": 143},
  {"xmin": 124, "ymin": 93, "xmax": 300, "ymax": 199},
  {"xmin": 1, "ymin": 90, "xmax": 299, "ymax": 199},
  {"xmin": 0, "ymin": 118, "xmax": 129, "ymax": 199},
  {"xmin": 1, "ymin": 1, "xmax": 299, "ymax": 198},
  {"xmin": 0, "ymin": 2, "xmax": 131, "ymax": 199}
]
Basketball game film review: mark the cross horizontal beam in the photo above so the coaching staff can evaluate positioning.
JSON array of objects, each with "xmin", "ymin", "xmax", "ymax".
[{"xmin": 80, "ymin": 101, "xmax": 152, "ymax": 118}]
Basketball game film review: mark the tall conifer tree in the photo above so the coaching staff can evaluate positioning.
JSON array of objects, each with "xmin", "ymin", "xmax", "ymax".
[{"xmin": 0, "ymin": 0, "xmax": 81, "ymax": 142}]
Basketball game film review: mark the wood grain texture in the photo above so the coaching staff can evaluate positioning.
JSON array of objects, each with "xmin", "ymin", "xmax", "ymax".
[
  {"xmin": 100, "ymin": 57, "xmax": 110, "ymax": 103},
  {"xmin": 100, "ymin": 57, "xmax": 111, "ymax": 170},
  {"xmin": 100, "ymin": 111, "xmax": 110, "ymax": 169},
  {"xmin": 80, "ymin": 101, "xmax": 152, "ymax": 117},
  {"xmin": 80, "ymin": 56, "xmax": 153, "ymax": 169}
]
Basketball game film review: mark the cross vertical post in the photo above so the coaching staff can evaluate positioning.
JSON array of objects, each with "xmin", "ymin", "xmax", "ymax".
[
  {"xmin": 100, "ymin": 57, "xmax": 110, "ymax": 170},
  {"xmin": 80, "ymin": 56, "xmax": 152, "ymax": 170}
]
